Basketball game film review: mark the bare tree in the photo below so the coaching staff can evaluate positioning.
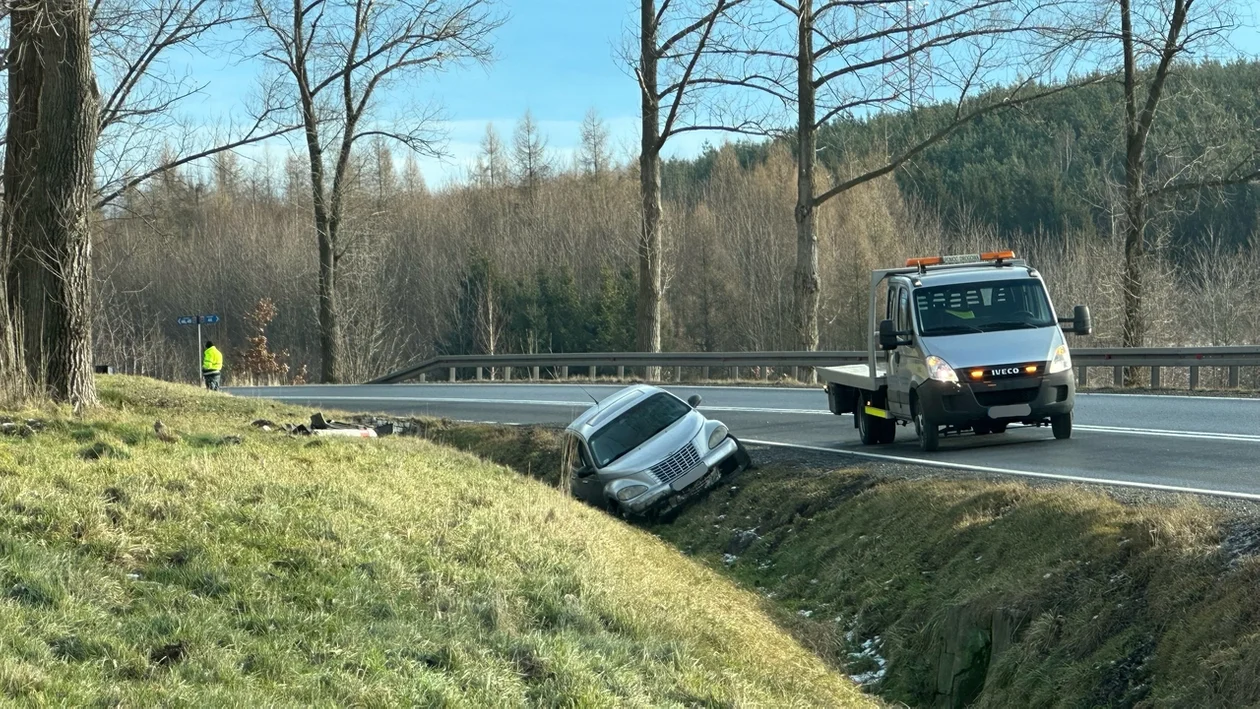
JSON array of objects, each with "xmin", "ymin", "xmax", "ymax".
[
  {"xmin": 632, "ymin": 0, "xmax": 754, "ymax": 373},
  {"xmin": 511, "ymin": 108, "xmax": 550, "ymax": 189},
  {"xmin": 727, "ymin": 0, "xmax": 1095, "ymax": 363},
  {"xmin": 4, "ymin": 0, "xmax": 102, "ymax": 405},
  {"xmin": 1103, "ymin": 0, "xmax": 1254, "ymax": 364},
  {"xmin": 475, "ymin": 122, "xmax": 509, "ymax": 186},
  {"xmin": 578, "ymin": 106, "xmax": 612, "ymax": 176},
  {"xmin": 250, "ymin": 0, "xmax": 502, "ymax": 383}
]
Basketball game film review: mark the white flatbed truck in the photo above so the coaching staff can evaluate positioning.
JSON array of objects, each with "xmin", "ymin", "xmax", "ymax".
[{"xmin": 819, "ymin": 250, "xmax": 1092, "ymax": 452}]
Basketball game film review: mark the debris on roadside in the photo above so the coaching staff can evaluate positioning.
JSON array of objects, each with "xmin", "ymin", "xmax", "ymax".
[{"xmin": 1, "ymin": 418, "xmax": 43, "ymax": 438}]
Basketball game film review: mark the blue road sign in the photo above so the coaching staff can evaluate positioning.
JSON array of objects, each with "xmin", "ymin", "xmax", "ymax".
[
  {"xmin": 177, "ymin": 316, "xmax": 196, "ymax": 326},
  {"xmin": 200, "ymin": 315, "xmax": 220, "ymax": 324}
]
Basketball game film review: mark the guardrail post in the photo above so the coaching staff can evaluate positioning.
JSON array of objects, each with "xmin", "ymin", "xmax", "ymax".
[
  {"xmin": 504, "ymin": 367, "xmax": 512, "ymax": 382},
  {"xmin": 702, "ymin": 366, "xmax": 710, "ymax": 380},
  {"xmin": 560, "ymin": 366, "xmax": 568, "ymax": 380},
  {"xmin": 732, "ymin": 366, "xmax": 740, "ymax": 381},
  {"xmin": 448, "ymin": 367, "xmax": 456, "ymax": 382},
  {"xmin": 589, "ymin": 366, "xmax": 597, "ymax": 382},
  {"xmin": 1113, "ymin": 366, "xmax": 1123, "ymax": 387},
  {"xmin": 476, "ymin": 367, "xmax": 483, "ymax": 381},
  {"xmin": 617, "ymin": 365, "xmax": 625, "ymax": 380},
  {"xmin": 1229, "ymin": 366, "xmax": 1240, "ymax": 388},
  {"xmin": 791, "ymin": 366, "xmax": 799, "ymax": 381},
  {"xmin": 531, "ymin": 366, "xmax": 539, "ymax": 381},
  {"xmin": 760, "ymin": 366, "xmax": 768, "ymax": 381},
  {"xmin": 673, "ymin": 366, "xmax": 681, "ymax": 382},
  {"xmin": 1149, "ymin": 366, "xmax": 1160, "ymax": 389},
  {"xmin": 1189, "ymin": 366, "xmax": 1199, "ymax": 390},
  {"xmin": 1076, "ymin": 365, "xmax": 1086, "ymax": 387},
  {"xmin": 418, "ymin": 373, "xmax": 426, "ymax": 383}
]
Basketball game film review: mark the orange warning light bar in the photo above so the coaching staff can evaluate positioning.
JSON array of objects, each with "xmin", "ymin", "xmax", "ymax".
[
  {"xmin": 905, "ymin": 256, "xmax": 944, "ymax": 267},
  {"xmin": 981, "ymin": 249, "xmax": 1016, "ymax": 261},
  {"xmin": 906, "ymin": 250, "xmax": 1015, "ymax": 268}
]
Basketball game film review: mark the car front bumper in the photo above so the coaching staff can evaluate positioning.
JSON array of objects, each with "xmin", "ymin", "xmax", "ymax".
[
  {"xmin": 619, "ymin": 436, "xmax": 744, "ymax": 514},
  {"xmin": 917, "ymin": 369, "xmax": 1074, "ymax": 427}
]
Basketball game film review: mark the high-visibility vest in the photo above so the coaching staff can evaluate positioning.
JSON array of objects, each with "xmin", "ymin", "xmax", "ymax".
[{"xmin": 202, "ymin": 346, "xmax": 223, "ymax": 373}]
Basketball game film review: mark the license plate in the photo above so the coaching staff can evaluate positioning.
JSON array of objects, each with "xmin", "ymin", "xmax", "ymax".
[{"xmin": 988, "ymin": 404, "xmax": 1031, "ymax": 418}]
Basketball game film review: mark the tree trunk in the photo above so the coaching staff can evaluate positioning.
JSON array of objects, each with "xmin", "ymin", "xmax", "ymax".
[
  {"xmin": 638, "ymin": 0, "xmax": 663, "ymax": 380},
  {"xmin": 1, "ymin": 4, "xmax": 42, "ymax": 395},
  {"xmin": 317, "ymin": 221, "xmax": 341, "ymax": 383},
  {"xmin": 18, "ymin": 0, "xmax": 101, "ymax": 406},
  {"xmin": 793, "ymin": 0, "xmax": 820, "ymax": 374}
]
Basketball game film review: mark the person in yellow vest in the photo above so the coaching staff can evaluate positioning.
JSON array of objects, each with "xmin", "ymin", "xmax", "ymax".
[{"xmin": 202, "ymin": 341, "xmax": 223, "ymax": 390}]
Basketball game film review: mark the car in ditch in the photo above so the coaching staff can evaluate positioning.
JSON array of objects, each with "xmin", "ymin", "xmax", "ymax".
[{"xmin": 564, "ymin": 384, "xmax": 752, "ymax": 518}]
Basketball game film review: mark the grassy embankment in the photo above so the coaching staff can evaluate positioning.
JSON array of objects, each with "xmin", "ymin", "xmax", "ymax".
[
  {"xmin": 0, "ymin": 377, "xmax": 869, "ymax": 707},
  {"xmin": 437, "ymin": 421, "xmax": 1260, "ymax": 709}
]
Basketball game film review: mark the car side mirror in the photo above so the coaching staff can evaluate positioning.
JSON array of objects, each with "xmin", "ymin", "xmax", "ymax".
[
  {"xmin": 1060, "ymin": 305, "xmax": 1092, "ymax": 336},
  {"xmin": 879, "ymin": 319, "xmax": 909, "ymax": 350},
  {"xmin": 575, "ymin": 466, "xmax": 597, "ymax": 479},
  {"xmin": 687, "ymin": 394, "xmax": 702, "ymax": 408}
]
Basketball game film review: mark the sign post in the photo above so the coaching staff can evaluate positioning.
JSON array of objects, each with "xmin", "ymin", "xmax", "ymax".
[{"xmin": 177, "ymin": 314, "xmax": 220, "ymax": 383}]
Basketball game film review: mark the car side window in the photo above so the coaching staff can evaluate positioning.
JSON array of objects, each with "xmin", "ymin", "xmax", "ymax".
[
  {"xmin": 897, "ymin": 287, "xmax": 911, "ymax": 332},
  {"xmin": 886, "ymin": 285, "xmax": 895, "ymax": 320}
]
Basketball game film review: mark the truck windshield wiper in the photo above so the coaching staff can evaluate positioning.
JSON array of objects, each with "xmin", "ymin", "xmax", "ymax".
[
  {"xmin": 924, "ymin": 323, "xmax": 985, "ymax": 335},
  {"xmin": 982, "ymin": 321, "xmax": 1041, "ymax": 331}
]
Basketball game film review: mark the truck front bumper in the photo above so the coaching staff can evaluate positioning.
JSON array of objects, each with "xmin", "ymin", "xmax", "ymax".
[{"xmin": 916, "ymin": 369, "xmax": 1074, "ymax": 427}]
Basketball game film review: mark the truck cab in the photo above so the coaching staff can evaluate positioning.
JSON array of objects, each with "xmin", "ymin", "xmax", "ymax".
[{"xmin": 819, "ymin": 250, "xmax": 1091, "ymax": 452}]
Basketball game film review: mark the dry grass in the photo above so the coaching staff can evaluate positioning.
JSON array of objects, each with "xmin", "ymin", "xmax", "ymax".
[
  {"xmin": 0, "ymin": 376, "xmax": 870, "ymax": 707},
  {"xmin": 428, "ymin": 422, "xmax": 1260, "ymax": 708}
]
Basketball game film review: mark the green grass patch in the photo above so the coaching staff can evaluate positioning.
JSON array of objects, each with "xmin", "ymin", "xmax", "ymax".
[
  {"xmin": 0, "ymin": 376, "xmax": 869, "ymax": 706},
  {"xmin": 431, "ymin": 422, "xmax": 1260, "ymax": 708}
]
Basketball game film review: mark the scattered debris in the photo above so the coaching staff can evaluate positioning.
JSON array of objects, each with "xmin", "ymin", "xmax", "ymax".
[
  {"xmin": 798, "ymin": 609, "xmax": 814, "ymax": 618},
  {"xmin": 219, "ymin": 435, "xmax": 243, "ymax": 446},
  {"xmin": 726, "ymin": 529, "xmax": 761, "ymax": 555},
  {"xmin": 722, "ymin": 553, "xmax": 739, "ymax": 566}
]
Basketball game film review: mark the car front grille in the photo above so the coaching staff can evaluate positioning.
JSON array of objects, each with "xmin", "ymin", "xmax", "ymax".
[{"xmin": 651, "ymin": 443, "xmax": 703, "ymax": 485}]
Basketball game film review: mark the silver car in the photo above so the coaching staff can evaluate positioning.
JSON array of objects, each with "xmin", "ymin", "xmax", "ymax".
[{"xmin": 564, "ymin": 385, "xmax": 752, "ymax": 517}]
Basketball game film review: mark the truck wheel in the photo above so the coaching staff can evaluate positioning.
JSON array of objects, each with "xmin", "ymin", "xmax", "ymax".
[
  {"xmin": 915, "ymin": 410, "xmax": 940, "ymax": 452},
  {"xmin": 1051, "ymin": 412, "xmax": 1072, "ymax": 440},
  {"xmin": 857, "ymin": 406, "xmax": 880, "ymax": 445}
]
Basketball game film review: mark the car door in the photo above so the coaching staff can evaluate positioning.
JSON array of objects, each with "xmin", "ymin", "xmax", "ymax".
[
  {"xmin": 887, "ymin": 282, "xmax": 914, "ymax": 417},
  {"xmin": 567, "ymin": 435, "xmax": 606, "ymax": 506}
]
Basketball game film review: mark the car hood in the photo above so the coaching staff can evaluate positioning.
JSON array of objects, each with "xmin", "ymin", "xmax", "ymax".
[
  {"xmin": 598, "ymin": 411, "xmax": 704, "ymax": 478},
  {"xmin": 922, "ymin": 326, "xmax": 1063, "ymax": 369}
]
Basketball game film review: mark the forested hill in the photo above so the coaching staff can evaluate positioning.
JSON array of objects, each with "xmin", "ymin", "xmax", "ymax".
[{"xmin": 669, "ymin": 60, "xmax": 1260, "ymax": 252}]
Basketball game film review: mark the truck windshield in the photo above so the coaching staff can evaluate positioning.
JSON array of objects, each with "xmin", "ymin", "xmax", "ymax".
[
  {"xmin": 588, "ymin": 393, "xmax": 691, "ymax": 467},
  {"xmin": 914, "ymin": 279, "xmax": 1056, "ymax": 336}
]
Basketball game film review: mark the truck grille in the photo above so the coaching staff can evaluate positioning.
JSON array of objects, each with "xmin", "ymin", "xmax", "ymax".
[
  {"xmin": 975, "ymin": 388, "xmax": 1038, "ymax": 407},
  {"xmin": 651, "ymin": 443, "xmax": 703, "ymax": 485}
]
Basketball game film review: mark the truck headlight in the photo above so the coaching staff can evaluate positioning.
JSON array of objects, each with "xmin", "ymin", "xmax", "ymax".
[
  {"xmin": 708, "ymin": 424, "xmax": 729, "ymax": 449},
  {"xmin": 616, "ymin": 485, "xmax": 649, "ymax": 501},
  {"xmin": 1048, "ymin": 344, "xmax": 1072, "ymax": 374},
  {"xmin": 926, "ymin": 356, "xmax": 958, "ymax": 383}
]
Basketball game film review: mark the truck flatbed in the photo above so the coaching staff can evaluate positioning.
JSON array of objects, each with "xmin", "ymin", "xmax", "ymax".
[{"xmin": 818, "ymin": 363, "xmax": 885, "ymax": 392}]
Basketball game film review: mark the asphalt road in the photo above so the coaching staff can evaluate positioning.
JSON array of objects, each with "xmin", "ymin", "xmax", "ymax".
[{"xmin": 228, "ymin": 383, "xmax": 1260, "ymax": 499}]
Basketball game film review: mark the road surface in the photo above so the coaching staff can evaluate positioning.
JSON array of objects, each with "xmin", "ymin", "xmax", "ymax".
[{"xmin": 228, "ymin": 383, "xmax": 1260, "ymax": 499}]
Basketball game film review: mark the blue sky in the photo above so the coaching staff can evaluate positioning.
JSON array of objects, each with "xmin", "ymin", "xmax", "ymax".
[{"xmin": 181, "ymin": 0, "xmax": 1259, "ymax": 188}]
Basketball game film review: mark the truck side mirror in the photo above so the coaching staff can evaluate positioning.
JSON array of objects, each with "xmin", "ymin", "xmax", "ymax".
[
  {"xmin": 1060, "ymin": 305, "xmax": 1091, "ymax": 335},
  {"xmin": 878, "ymin": 319, "xmax": 901, "ymax": 350},
  {"xmin": 687, "ymin": 394, "xmax": 702, "ymax": 408},
  {"xmin": 1072, "ymin": 305, "xmax": 1092, "ymax": 336}
]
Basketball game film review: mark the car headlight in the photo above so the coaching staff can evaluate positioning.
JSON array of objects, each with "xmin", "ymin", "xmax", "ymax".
[
  {"xmin": 616, "ymin": 485, "xmax": 649, "ymax": 501},
  {"xmin": 926, "ymin": 355, "xmax": 958, "ymax": 383},
  {"xmin": 708, "ymin": 424, "xmax": 729, "ymax": 449},
  {"xmin": 1048, "ymin": 344, "xmax": 1072, "ymax": 374}
]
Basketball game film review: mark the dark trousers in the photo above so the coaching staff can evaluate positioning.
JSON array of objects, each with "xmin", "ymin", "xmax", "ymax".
[{"xmin": 203, "ymin": 371, "xmax": 221, "ymax": 391}]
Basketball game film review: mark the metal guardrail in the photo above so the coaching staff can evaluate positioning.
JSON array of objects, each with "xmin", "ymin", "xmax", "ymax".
[{"xmin": 369, "ymin": 346, "xmax": 1260, "ymax": 390}]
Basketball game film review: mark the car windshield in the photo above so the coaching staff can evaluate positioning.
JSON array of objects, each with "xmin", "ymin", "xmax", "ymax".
[
  {"xmin": 914, "ymin": 278, "xmax": 1056, "ymax": 336},
  {"xmin": 588, "ymin": 392, "xmax": 691, "ymax": 468}
]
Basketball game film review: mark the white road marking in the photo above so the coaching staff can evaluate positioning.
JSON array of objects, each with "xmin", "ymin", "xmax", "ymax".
[
  {"xmin": 741, "ymin": 439, "xmax": 1260, "ymax": 502},
  {"xmin": 245, "ymin": 394, "xmax": 1258, "ymax": 442}
]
